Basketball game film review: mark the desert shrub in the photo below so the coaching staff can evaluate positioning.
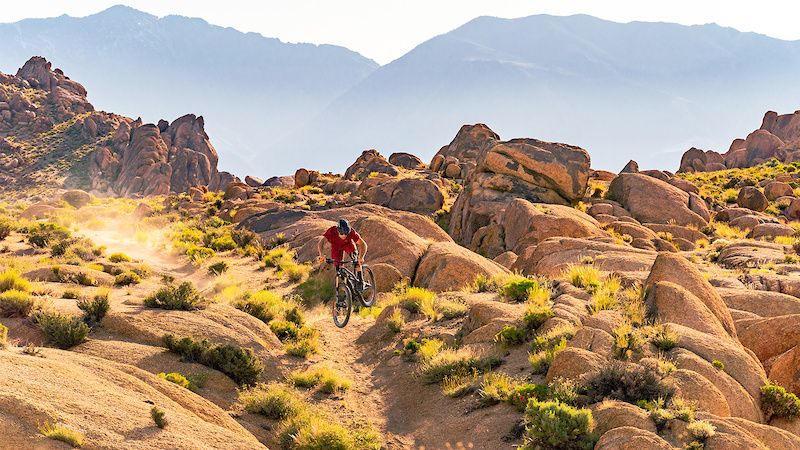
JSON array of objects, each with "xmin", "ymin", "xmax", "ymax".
[
  {"xmin": 387, "ymin": 308, "xmax": 405, "ymax": 333},
  {"xmin": 529, "ymin": 337, "xmax": 567, "ymax": 374},
  {"xmin": 441, "ymin": 368, "xmax": 482, "ymax": 397},
  {"xmin": 711, "ymin": 360, "xmax": 725, "ymax": 370},
  {"xmin": 470, "ymin": 273, "xmax": 525, "ymax": 293},
  {"xmin": 397, "ymin": 286, "xmax": 436, "ymax": 313},
  {"xmin": 263, "ymin": 247, "xmax": 294, "ymax": 268},
  {"xmin": 33, "ymin": 311, "xmax": 91, "ymax": 349},
  {"xmin": 186, "ymin": 245, "xmax": 215, "ymax": 263},
  {"xmin": 77, "ymin": 292, "xmax": 110, "ymax": 326},
  {"xmin": 502, "ymin": 278, "xmax": 549, "ymax": 303},
  {"xmin": 114, "ymin": 271, "xmax": 141, "ymax": 286},
  {"xmin": 62, "ymin": 289, "xmax": 79, "ymax": 299},
  {"xmin": 0, "ymin": 217, "xmax": 15, "ymax": 241},
  {"xmin": 157, "ymin": 372, "xmax": 198, "ymax": 392},
  {"xmin": 509, "ymin": 384, "xmax": 551, "ymax": 411},
  {"xmin": 761, "ymin": 384, "xmax": 800, "ymax": 421},
  {"xmin": 144, "ymin": 281, "xmax": 207, "ymax": 310},
  {"xmin": 38, "ymin": 421, "xmax": 84, "ymax": 447},
  {"xmin": 279, "ymin": 410, "xmax": 350, "ymax": 449},
  {"xmin": 270, "ymin": 320, "xmax": 300, "ymax": 341},
  {"xmin": 208, "ymin": 261, "xmax": 229, "ymax": 276},
  {"xmin": 0, "ymin": 323, "xmax": 7, "ymax": 348},
  {"xmin": 523, "ymin": 303, "xmax": 554, "ymax": 331},
  {"xmin": 495, "ymin": 325, "xmax": 527, "ymax": 348},
  {"xmin": 0, "ymin": 289, "xmax": 35, "ymax": 317},
  {"xmin": 295, "ymin": 274, "xmax": 335, "ymax": 307},
  {"xmin": 284, "ymin": 327, "xmax": 321, "ymax": 358},
  {"xmin": 583, "ymin": 359, "xmax": 675, "ymax": 406},
  {"xmin": 0, "ymin": 269, "xmax": 30, "ymax": 293},
  {"xmin": 651, "ymin": 325, "xmax": 679, "ymax": 351},
  {"xmin": 241, "ymin": 383, "xmax": 304, "ymax": 419},
  {"xmin": 523, "ymin": 399, "xmax": 596, "ymax": 450},
  {"xmin": 477, "ymin": 372, "xmax": 520, "ymax": 407},
  {"xmin": 210, "ymin": 235, "xmax": 237, "ymax": 252},
  {"xmin": 235, "ymin": 290, "xmax": 289, "ymax": 324},
  {"xmin": 108, "ymin": 252, "xmax": 132, "ymax": 263},
  {"xmin": 230, "ymin": 228, "xmax": 259, "ymax": 248},
  {"xmin": 151, "ymin": 406, "xmax": 167, "ymax": 428},
  {"xmin": 162, "ymin": 334, "xmax": 263, "ymax": 385},
  {"xmin": 285, "ymin": 306, "xmax": 305, "ymax": 326},
  {"xmin": 28, "ymin": 222, "xmax": 71, "ymax": 248},
  {"xmin": 437, "ymin": 297, "xmax": 469, "ymax": 320}
]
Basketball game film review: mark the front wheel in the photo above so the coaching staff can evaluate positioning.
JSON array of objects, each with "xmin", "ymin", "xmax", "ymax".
[
  {"xmin": 359, "ymin": 265, "xmax": 376, "ymax": 307},
  {"xmin": 332, "ymin": 281, "xmax": 352, "ymax": 328}
]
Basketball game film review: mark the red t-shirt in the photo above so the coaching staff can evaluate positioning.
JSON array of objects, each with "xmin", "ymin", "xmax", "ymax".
[{"xmin": 323, "ymin": 226, "xmax": 362, "ymax": 258}]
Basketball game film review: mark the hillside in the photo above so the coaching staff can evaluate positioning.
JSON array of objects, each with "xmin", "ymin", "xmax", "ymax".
[
  {"xmin": 5, "ymin": 115, "xmax": 800, "ymax": 448},
  {"xmin": 0, "ymin": 5, "xmax": 379, "ymax": 177}
]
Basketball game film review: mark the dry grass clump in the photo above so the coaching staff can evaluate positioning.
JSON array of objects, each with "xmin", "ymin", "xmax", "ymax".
[
  {"xmin": 0, "ymin": 289, "xmax": 35, "ymax": 317},
  {"xmin": 395, "ymin": 286, "xmax": 467, "ymax": 322},
  {"xmin": 418, "ymin": 341, "xmax": 501, "ymax": 385},
  {"xmin": 234, "ymin": 289, "xmax": 292, "ymax": 324},
  {"xmin": 287, "ymin": 365, "xmax": 352, "ymax": 394},
  {"xmin": 38, "ymin": 421, "xmax": 84, "ymax": 448},
  {"xmin": 240, "ymin": 383, "xmax": 382, "ymax": 449},
  {"xmin": 0, "ymin": 323, "xmax": 8, "ymax": 349},
  {"xmin": 0, "ymin": 269, "xmax": 31, "ymax": 293},
  {"xmin": 476, "ymin": 372, "xmax": 521, "ymax": 407}
]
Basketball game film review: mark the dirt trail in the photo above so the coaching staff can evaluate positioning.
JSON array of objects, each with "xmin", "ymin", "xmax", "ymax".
[{"xmin": 69, "ymin": 226, "xmax": 522, "ymax": 449}]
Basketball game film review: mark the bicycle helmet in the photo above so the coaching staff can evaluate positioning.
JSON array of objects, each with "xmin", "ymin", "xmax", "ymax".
[{"xmin": 337, "ymin": 218, "xmax": 351, "ymax": 236}]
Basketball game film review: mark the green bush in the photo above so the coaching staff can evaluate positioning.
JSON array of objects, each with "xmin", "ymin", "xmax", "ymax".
[
  {"xmin": 114, "ymin": 271, "xmax": 141, "ymax": 286},
  {"xmin": 495, "ymin": 325, "xmax": 527, "ymax": 348},
  {"xmin": 0, "ymin": 217, "xmax": 15, "ymax": 241},
  {"xmin": 28, "ymin": 223, "xmax": 71, "ymax": 248},
  {"xmin": 210, "ymin": 235, "xmax": 237, "ymax": 252},
  {"xmin": 295, "ymin": 275, "xmax": 335, "ymax": 307},
  {"xmin": 158, "ymin": 372, "xmax": 198, "ymax": 392},
  {"xmin": 523, "ymin": 305, "xmax": 554, "ymax": 331},
  {"xmin": 108, "ymin": 252, "xmax": 132, "ymax": 263},
  {"xmin": 509, "ymin": 384, "xmax": 550, "ymax": 411},
  {"xmin": 162, "ymin": 334, "xmax": 263, "ymax": 385},
  {"xmin": 502, "ymin": 278, "xmax": 547, "ymax": 303},
  {"xmin": 33, "ymin": 311, "xmax": 91, "ymax": 349},
  {"xmin": 285, "ymin": 306, "xmax": 305, "ymax": 326},
  {"xmin": 77, "ymin": 293, "xmax": 110, "ymax": 327},
  {"xmin": 524, "ymin": 399, "xmax": 595, "ymax": 450},
  {"xmin": 270, "ymin": 320, "xmax": 300, "ymax": 341},
  {"xmin": 144, "ymin": 282, "xmax": 207, "ymax": 310},
  {"xmin": 208, "ymin": 261, "xmax": 229, "ymax": 276},
  {"xmin": 583, "ymin": 359, "xmax": 675, "ymax": 406},
  {"xmin": 151, "ymin": 406, "xmax": 167, "ymax": 428},
  {"xmin": 0, "ymin": 290, "xmax": 35, "ymax": 317},
  {"xmin": 761, "ymin": 384, "xmax": 800, "ymax": 422}
]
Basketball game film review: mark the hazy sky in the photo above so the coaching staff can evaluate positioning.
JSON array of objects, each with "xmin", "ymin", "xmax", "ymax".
[{"xmin": 2, "ymin": 0, "xmax": 798, "ymax": 64}]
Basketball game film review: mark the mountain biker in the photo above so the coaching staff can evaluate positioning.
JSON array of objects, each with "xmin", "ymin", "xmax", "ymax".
[{"xmin": 318, "ymin": 218, "xmax": 368, "ymax": 290}]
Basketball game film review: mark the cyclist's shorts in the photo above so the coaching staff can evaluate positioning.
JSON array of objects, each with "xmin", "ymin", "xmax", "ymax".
[{"xmin": 331, "ymin": 250, "xmax": 357, "ymax": 267}]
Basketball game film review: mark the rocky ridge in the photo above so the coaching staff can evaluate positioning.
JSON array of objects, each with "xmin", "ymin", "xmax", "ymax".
[{"xmin": 0, "ymin": 57, "xmax": 237, "ymax": 199}]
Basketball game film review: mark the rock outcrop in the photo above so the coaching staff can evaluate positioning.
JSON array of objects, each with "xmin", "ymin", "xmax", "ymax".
[
  {"xmin": 679, "ymin": 109, "xmax": 800, "ymax": 172},
  {"xmin": 1, "ymin": 57, "xmax": 238, "ymax": 197},
  {"xmin": 608, "ymin": 173, "xmax": 709, "ymax": 228},
  {"xmin": 447, "ymin": 125, "xmax": 593, "ymax": 256}
]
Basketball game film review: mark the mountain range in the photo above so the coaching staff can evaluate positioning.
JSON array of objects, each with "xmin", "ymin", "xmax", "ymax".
[{"xmin": 2, "ymin": 6, "xmax": 800, "ymax": 178}]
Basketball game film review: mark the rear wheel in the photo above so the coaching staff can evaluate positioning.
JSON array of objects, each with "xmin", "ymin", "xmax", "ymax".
[
  {"xmin": 359, "ymin": 265, "xmax": 376, "ymax": 307},
  {"xmin": 332, "ymin": 280, "xmax": 352, "ymax": 328}
]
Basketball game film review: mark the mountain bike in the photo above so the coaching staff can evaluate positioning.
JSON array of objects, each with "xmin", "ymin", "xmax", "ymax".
[{"xmin": 326, "ymin": 255, "xmax": 375, "ymax": 328}]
